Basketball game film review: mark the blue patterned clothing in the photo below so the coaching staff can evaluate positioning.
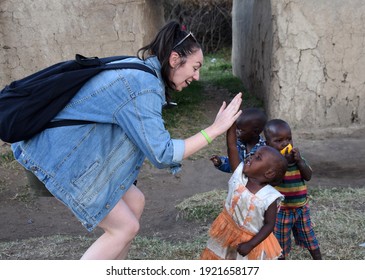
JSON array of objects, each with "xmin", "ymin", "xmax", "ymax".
[{"xmin": 216, "ymin": 136, "xmax": 266, "ymax": 173}]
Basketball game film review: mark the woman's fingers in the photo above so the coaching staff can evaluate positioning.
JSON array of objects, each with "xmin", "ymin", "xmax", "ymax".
[
  {"xmin": 229, "ymin": 92, "xmax": 242, "ymax": 111},
  {"xmin": 213, "ymin": 92, "xmax": 242, "ymax": 132},
  {"xmin": 222, "ymin": 92, "xmax": 242, "ymax": 118},
  {"xmin": 217, "ymin": 101, "xmax": 227, "ymax": 117}
]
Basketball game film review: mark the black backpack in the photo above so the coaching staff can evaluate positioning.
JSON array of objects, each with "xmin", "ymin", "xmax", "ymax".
[{"xmin": 0, "ymin": 54, "xmax": 157, "ymax": 143}]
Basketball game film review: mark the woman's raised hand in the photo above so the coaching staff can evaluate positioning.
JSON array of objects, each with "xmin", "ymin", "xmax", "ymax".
[
  {"xmin": 182, "ymin": 92, "xmax": 242, "ymax": 159},
  {"xmin": 212, "ymin": 92, "xmax": 242, "ymax": 135}
]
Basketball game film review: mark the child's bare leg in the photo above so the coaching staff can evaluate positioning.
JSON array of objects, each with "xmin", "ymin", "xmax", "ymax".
[
  {"xmin": 309, "ymin": 248, "xmax": 322, "ymax": 260},
  {"xmin": 80, "ymin": 185, "xmax": 145, "ymax": 260}
]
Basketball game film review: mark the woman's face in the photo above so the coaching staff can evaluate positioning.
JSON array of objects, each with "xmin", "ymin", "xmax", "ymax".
[{"xmin": 169, "ymin": 49, "xmax": 203, "ymax": 91}]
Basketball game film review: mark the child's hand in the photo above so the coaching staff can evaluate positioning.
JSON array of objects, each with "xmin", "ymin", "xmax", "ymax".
[
  {"xmin": 210, "ymin": 155, "xmax": 222, "ymax": 167},
  {"xmin": 292, "ymin": 146, "xmax": 312, "ymax": 181},
  {"xmin": 292, "ymin": 147, "xmax": 303, "ymax": 163},
  {"xmin": 237, "ymin": 242, "xmax": 254, "ymax": 257},
  {"xmin": 282, "ymin": 146, "xmax": 295, "ymax": 164}
]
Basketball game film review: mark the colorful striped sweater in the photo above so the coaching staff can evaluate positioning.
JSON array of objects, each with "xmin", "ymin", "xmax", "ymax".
[{"xmin": 274, "ymin": 161, "xmax": 311, "ymax": 208}]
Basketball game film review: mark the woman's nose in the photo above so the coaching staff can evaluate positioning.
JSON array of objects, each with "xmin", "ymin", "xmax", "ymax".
[{"xmin": 193, "ymin": 70, "xmax": 200, "ymax": 81}]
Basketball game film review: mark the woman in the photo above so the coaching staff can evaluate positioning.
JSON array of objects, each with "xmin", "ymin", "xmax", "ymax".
[{"xmin": 12, "ymin": 20, "xmax": 242, "ymax": 259}]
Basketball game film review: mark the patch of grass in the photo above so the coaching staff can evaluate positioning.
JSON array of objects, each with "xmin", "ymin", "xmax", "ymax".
[
  {"xmin": 129, "ymin": 235, "xmax": 206, "ymax": 260},
  {"xmin": 163, "ymin": 82, "xmax": 206, "ymax": 139},
  {"xmin": 0, "ymin": 151, "xmax": 15, "ymax": 170},
  {"xmin": 175, "ymin": 189, "xmax": 227, "ymax": 222},
  {"xmin": 1, "ymin": 187, "xmax": 364, "ymax": 260},
  {"xmin": 0, "ymin": 235, "xmax": 95, "ymax": 260},
  {"xmin": 301, "ymin": 186, "xmax": 365, "ymax": 260},
  {"xmin": 175, "ymin": 186, "xmax": 365, "ymax": 260},
  {"xmin": 0, "ymin": 151, "xmax": 14, "ymax": 163},
  {"xmin": 0, "ymin": 234, "xmax": 205, "ymax": 260}
]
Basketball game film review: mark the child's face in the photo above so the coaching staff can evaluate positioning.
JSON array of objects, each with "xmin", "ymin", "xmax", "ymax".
[
  {"xmin": 243, "ymin": 146, "xmax": 272, "ymax": 177},
  {"xmin": 266, "ymin": 125, "xmax": 293, "ymax": 152},
  {"xmin": 236, "ymin": 121, "xmax": 257, "ymax": 143}
]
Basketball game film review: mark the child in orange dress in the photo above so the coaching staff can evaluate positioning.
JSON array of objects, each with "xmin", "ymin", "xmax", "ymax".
[{"xmin": 200, "ymin": 123, "xmax": 287, "ymax": 260}]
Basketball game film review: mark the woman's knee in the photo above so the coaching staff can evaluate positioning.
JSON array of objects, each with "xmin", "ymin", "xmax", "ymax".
[
  {"xmin": 99, "ymin": 200, "xmax": 140, "ymax": 236},
  {"xmin": 126, "ymin": 216, "xmax": 140, "ymax": 237},
  {"xmin": 101, "ymin": 213, "xmax": 140, "ymax": 242}
]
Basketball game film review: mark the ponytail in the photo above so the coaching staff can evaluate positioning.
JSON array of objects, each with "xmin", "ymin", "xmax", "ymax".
[{"xmin": 137, "ymin": 20, "xmax": 201, "ymax": 91}]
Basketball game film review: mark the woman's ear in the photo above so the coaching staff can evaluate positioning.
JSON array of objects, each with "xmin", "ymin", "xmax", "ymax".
[{"xmin": 169, "ymin": 51, "xmax": 180, "ymax": 68}]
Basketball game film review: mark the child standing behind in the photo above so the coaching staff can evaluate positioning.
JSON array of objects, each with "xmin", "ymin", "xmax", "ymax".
[
  {"xmin": 264, "ymin": 119, "xmax": 322, "ymax": 260},
  {"xmin": 210, "ymin": 108, "xmax": 267, "ymax": 173},
  {"xmin": 200, "ymin": 123, "xmax": 287, "ymax": 260}
]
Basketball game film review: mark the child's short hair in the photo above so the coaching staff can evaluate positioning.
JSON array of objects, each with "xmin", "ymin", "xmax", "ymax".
[
  {"xmin": 237, "ymin": 108, "xmax": 268, "ymax": 134},
  {"xmin": 264, "ymin": 119, "xmax": 291, "ymax": 140}
]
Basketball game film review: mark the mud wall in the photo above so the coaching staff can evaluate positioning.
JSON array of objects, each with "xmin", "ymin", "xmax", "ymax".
[
  {"xmin": 0, "ymin": 0, "xmax": 164, "ymax": 87},
  {"xmin": 232, "ymin": 0, "xmax": 365, "ymax": 129}
]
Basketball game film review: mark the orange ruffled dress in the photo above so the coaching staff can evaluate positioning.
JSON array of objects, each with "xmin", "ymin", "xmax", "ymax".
[{"xmin": 201, "ymin": 162, "xmax": 283, "ymax": 260}]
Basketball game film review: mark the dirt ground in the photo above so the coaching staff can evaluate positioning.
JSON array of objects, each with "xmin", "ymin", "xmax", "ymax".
[{"xmin": 0, "ymin": 90, "xmax": 364, "ymax": 257}]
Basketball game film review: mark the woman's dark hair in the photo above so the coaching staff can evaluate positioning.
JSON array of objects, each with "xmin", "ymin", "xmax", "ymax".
[{"xmin": 137, "ymin": 20, "xmax": 201, "ymax": 91}]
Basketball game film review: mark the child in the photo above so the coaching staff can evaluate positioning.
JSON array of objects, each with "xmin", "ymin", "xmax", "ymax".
[
  {"xmin": 263, "ymin": 119, "xmax": 322, "ymax": 260},
  {"xmin": 200, "ymin": 123, "xmax": 287, "ymax": 260},
  {"xmin": 210, "ymin": 107, "xmax": 267, "ymax": 173}
]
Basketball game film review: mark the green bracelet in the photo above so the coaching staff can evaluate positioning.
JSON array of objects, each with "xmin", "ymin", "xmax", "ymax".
[{"xmin": 200, "ymin": 129, "xmax": 212, "ymax": 144}]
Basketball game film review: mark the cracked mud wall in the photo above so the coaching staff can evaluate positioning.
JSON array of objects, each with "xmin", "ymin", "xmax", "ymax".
[
  {"xmin": 0, "ymin": 0, "xmax": 164, "ymax": 87},
  {"xmin": 233, "ymin": 0, "xmax": 365, "ymax": 129}
]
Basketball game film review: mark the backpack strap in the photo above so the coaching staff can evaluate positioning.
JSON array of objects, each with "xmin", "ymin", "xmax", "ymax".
[
  {"xmin": 75, "ymin": 54, "xmax": 157, "ymax": 77},
  {"xmin": 46, "ymin": 56, "xmax": 158, "ymax": 129}
]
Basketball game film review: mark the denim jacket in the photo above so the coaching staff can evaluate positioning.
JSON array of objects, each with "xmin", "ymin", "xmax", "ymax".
[{"xmin": 12, "ymin": 56, "xmax": 184, "ymax": 231}]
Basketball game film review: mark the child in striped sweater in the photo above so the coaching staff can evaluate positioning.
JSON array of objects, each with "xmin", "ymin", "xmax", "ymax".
[{"xmin": 264, "ymin": 119, "xmax": 322, "ymax": 260}]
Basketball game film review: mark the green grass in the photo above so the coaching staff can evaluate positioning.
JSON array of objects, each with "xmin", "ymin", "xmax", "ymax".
[
  {"xmin": 200, "ymin": 48, "xmax": 263, "ymax": 107},
  {"xmin": 129, "ymin": 236, "xmax": 206, "ymax": 260},
  {"xmin": 0, "ymin": 150, "xmax": 14, "ymax": 164},
  {"xmin": 1, "ymin": 186, "xmax": 363, "ymax": 260},
  {"xmin": 0, "ymin": 235, "xmax": 93, "ymax": 260},
  {"xmin": 175, "ymin": 189, "xmax": 226, "ymax": 222},
  {"xmin": 163, "ymin": 82, "xmax": 206, "ymax": 138}
]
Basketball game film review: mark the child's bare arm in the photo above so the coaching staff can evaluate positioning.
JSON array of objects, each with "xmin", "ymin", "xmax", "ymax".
[
  {"xmin": 210, "ymin": 155, "xmax": 222, "ymax": 167},
  {"xmin": 237, "ymin": 201, "xmax": 277, "ymax": 257},
  {"xmin": 227, "ymin": 123, "xmax": 240, "ymax": 171},
  {"xmin": 292, "ymin": 147, "xmax": 312, "ymax": 181}
]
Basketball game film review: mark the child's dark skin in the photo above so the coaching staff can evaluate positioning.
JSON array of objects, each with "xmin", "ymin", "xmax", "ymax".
[
  {"xmin": 226, "ymin": 123, "xmax": 285, "ymax": 257},
  {"xmin": 211, "ymin": 109, "xmax": 266, "ymax": 167},
  {"xmin": 264, "ymin": 123, "xmax": 312, "ymax": 181},
  {"xmin": 264, "ymin": 121, "xmax": 322, "ymax": 260}
]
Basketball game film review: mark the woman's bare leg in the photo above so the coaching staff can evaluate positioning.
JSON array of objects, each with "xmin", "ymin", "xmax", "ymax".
[
  {"xmin": 116, "ymin": 185, "xmax": 145, "ymax": 259},
  {"xmin": 80, "ymin": 185, "xmax": 145, "ymax": 260}
]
